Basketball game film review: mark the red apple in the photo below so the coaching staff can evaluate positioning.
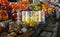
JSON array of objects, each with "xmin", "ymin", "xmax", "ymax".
[{"xmin": 12, "ymin": 13, "xmax": 17, "ymax": 20}]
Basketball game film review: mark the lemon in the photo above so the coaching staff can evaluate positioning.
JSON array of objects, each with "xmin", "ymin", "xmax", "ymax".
[
  {"xmin": 30, "ymin": 23, "xmax": 36, "ymax": 27},
  {"xmin": 25, "ymin": 16, "xmax": 31, "ymax": 25}
]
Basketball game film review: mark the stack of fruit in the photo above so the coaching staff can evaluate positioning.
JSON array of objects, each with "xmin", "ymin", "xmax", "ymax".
[
  {"xmin": 22, "ymin": 11, "xmax": 41, "ymax": 27},
  {"xmin": 0, "ymin": 0, "xmax": 9, "ymax": 5},
  {"xmin": 0, "ymin": 0, "xmax": 55, "ymax": 27},
  {"xmin": 0, "ymin": 1, "xmax": 12, "ymax": 21},
  {"xmin": 30, "ymin": 2, "xmax": 41, "ymax": 11},
  {"xmin": 21, "ymin": 0, "xmax": 30, "ymax": 4},
  {"xmin": 9, "ymin": 2, "xmax": 29, "ymax": 11},
  {"xmin": 0, "ymin": 9, "xmax": 8, "ymax": 21}
]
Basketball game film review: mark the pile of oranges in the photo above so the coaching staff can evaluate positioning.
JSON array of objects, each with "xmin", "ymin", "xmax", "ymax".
[{"xmin": 9, "ymin": 2, "xmax": 28, "ymax": 11}]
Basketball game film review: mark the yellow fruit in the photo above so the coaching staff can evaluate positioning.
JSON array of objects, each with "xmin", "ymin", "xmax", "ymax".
[
  {"xmin": 25, "ymin": 16, "xmax": 31, "ymax": 25},
  {"xmin": 31, "ymin": 16, "xmax": 35, "ymax": 22},
  {"xmin": 22, "ymin": 18, "xmax": 26, "ymax": 23},
  {"xmin": 48, "ymin": 8, "xmax": 52, "ymax": 14},
  {"xmin": 42, "ymin": 4, "xmax": 46, "ymax": 10},
  {"xmin": 30, "ymin": 22, "xmax": 36, "ymax": 27}
]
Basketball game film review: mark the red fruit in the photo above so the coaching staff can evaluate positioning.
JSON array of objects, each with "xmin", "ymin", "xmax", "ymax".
[
  {"xmin": 12, "ymin": 13, "xmax": 17, "ymax": 18},
  {"xmin": 44, "ymin": 3, "xmax": 48, "ymax": 8},
  {"xmin": 0, "ymin": 10, "xmax": 8, "ymax": 21},
  {"xmin": 9, "ymin": 3, "xmax": 14, "ymax": 8},
  {"xmin": 12, "ymin": 13, "xmax": 17, "ymax": 20},
  {"xmin": 0, "ymin": 0, "xmax": 1, "ymax": 2},
  {"xmin": 22, "ymin": 0, "xmax": 30, "ymax": 3},
  {"xmin": 2, "ymin": 0, "xmax": 9, "ymax": 5},
  {"xmin": 22, "ymin": 4, "xmax": 28, "ymax": 9},
  {"xmin": 3, "ymin": 5, "xmax": 11, "ymax": 14},
  {"xmin": 0, "ymin": 0, "xmax": 2, "ymax": 4}
]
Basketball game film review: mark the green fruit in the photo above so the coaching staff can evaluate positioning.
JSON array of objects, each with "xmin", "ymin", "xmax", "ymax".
[{"xmin": 34, "ymin": 6, "xmax": 40, "ymax": 11}]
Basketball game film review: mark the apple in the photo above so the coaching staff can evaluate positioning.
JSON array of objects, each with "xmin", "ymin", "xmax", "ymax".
[{"xmin": 12, "ymin": 13, "xmax": 17, "ymax": 21}]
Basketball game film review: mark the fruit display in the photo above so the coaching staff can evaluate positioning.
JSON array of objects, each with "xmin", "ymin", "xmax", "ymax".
[
  {"xmin": 30, "ymin": 2, "xmax": 41, "ymax": 11},
  {"xmin": 0, "ymin": 0, "xmax": 9, "ymax": 5},
  {"xmin": 0, "ymin": 0, "xmax": 57, "ymax": 37},
  {"xmin": 0, "ymin": 0, "xmax": 56, "ymax": 27},
  {"xmin": 0, "ymin": 10, "xmax": 8, "ymax": 21},
  {"xmin": 0, "ymin": 1, "xmax": 56, "ymax": 37},
  {"xmin": 22, "ymin": 11, "xmax": 41, "ymax": 27}
]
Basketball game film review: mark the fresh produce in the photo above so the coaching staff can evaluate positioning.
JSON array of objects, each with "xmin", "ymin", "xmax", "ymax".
[
  {"xmin": 21, "ymin": 0, "xmax": 30, "ymax": 3},
  {"xmin": 48, "ymin": 7, "xmax": 53, "ymax": 14},
  {"xmin": 12, "ymin": 12, "xmax": 17, "ymax": 21},
  {"xmin": 9, "ymin": 2, "xmax": 17, "ymax": 11},
  {"xmin": 2, "ymin": 5, "xmax": 12, "ymax": 14},
  {"xmin": 22, "ymin": 11, "xmax": 41, "ymax": 27},
  {"xmin": 0, "ymin": 0, "xmax": 9, "ymax": 5},
  {"xmin": 2, "ymin": 10, "xmax": 8, "ymax": 21},
  {"xmin": 0, "ymin": 10, "xmax": 8, "ymax": 21}
]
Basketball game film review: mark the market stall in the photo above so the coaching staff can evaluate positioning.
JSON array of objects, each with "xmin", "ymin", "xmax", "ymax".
[{"xmin": 0, "ymin": 0, "xmax": 57, "ymax": 37}]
